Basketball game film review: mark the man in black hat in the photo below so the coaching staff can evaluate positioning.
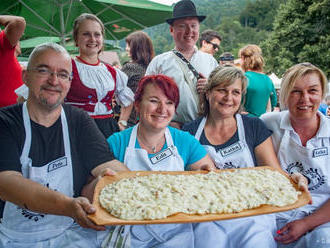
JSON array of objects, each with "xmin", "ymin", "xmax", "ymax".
[{"xmin": 146, "ymin": 0, "xmax": 218, "ymax": 129}]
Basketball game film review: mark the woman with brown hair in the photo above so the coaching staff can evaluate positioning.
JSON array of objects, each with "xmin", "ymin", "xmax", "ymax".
[
  {"xmin": 183, "ymin": 66, "xmax": 281, "ymax": 248},
  {"xmin": 122, "ymin": 31, "xmax": 155, "ymax": 126},
  {"xmin": 64, "ymin": 13, "xmax": 134, "ymax": 137},
  {"xmin": 239, "ymin": 44, "xmax": 277, "ymax": 117}
]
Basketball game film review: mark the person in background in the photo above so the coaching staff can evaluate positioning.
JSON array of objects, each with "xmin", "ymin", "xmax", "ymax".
[
  {"xmin": 146, "ymin": 0, "xmax": 218, "ymax": 129},
  {"xmin": 111, "ymin": 61, "xmax": 121, "ymax": 69},
  {"xmin": 318, "ymin": 101, "xmax": 328, "ymax": 115},
  {"xmin": 219, "ymin": 52, "xmax": 235, "ymax": 67},
  {"xmin": 183, "ymin": 66, "xmax": 284, "ymax": 248},
  {"xmin": 104, "ymin": 74, "xmax": 221, "ymax": 247},
  {"xmin": 318, "ymin": 93, "xmax": 330, "ymax": 116},
  {"xmin": 199, "ymin": 29, "xmax": 222, "ymax": 57},
  {"xmin": 239, "ymin": 44, "xmax": 277, "ymax": 117},
  {"xmin": 261, "ymin": 63, "xmax": 330, "ymax": 248},
  {"xmin": 325, "ymin": 94, "xmax": 330, "ymax": 106},
  {"xmin": 325, "ymin": 94, "xmax": 330, "ymax": 116},
  {"xmin": 0, "ymin": 15, "xmax": 25, "ymax": 108},
  {"xmin": 66, "ymin": 13, "xmax": 134, "ymax": 137},
  {"xmin": 0, "ymin": 43, "xmax": 126, "ymax": 247},
  {"xmin": 122, "ymin": 30, "xmax": 155, "ymax": 126}
]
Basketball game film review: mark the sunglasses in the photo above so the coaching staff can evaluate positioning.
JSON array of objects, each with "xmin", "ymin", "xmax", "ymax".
[{"xmin": 206, "ymin": 40, "xmax": 219, "ymax": 50}]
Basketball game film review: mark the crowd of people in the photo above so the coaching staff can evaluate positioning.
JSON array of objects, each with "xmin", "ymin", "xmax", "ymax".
[{"xmin": 0, "ymin": 0, "xmax": 329, "ymax": 247}]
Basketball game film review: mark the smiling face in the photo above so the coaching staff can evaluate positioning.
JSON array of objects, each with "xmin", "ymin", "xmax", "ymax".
[
  {"xmin": 24, "ymin": 49, "xmax": 72, "ymax": 111},
  {"xmin": 287, "ymin": 72, "xmax": 323, "ymax": 121},
  {"xmin": 76, "ymin": 19, "xmax": 103, "ymax": 56},
  {"xmin": 170, "ymin": 17, "xmax": 200, "ymax": 52},
  {"xmin": 135, "ymin": 83, "xmax": 175, "ymax": 131},
  {"xmin": 202, "ymin": 37, "xmax": 221, "ymax": 56},
  {"xmin": 207, "ymin": 79, "xmax": 243, "ymax": 118}
]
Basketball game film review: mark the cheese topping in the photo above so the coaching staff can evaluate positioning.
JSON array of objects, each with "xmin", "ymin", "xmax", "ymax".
[{"xmin": 99, "ymin": 169, "xmax": 301, "ymax": 220}]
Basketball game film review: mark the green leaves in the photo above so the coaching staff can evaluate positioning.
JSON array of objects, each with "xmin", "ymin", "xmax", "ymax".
[{"xmin": 262, "ymin": 0, "xmax": 330, "ymax": 77}]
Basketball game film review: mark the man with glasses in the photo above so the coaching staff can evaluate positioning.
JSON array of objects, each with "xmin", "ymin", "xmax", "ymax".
[
  {"xmin": 0, "ymin": 42, "xmax": 128, "ymax": 247},
  {"xmin": 146, "ymin": 0, "xmax": 218, "ymax": 128},
  {"xmin": 199, "ymin": 29, "xmax": 222, "ymax": 57}
]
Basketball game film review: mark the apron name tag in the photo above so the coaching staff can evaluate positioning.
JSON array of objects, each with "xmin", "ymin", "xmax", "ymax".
[
  {"xmin": 219, "ymin": 142, "xmax": 242, "ymax": 157},
  {"xmin": 47, "ymin": 157, "xmax": 68, "ymax": 172},
  {"xmin": 312, "ymin": 147, "xmax": 328, "ymax": 158},
  {"xmin": 150, "ymin": 148, "xmax": 173, "ymax": 164}
]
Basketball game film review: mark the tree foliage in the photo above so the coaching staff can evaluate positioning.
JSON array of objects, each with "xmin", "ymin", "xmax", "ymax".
[
  {"xmin": 239, "ymin": 0, "xmax": 285, "ymax": 31},
  {"xmin": 262, "ymin": 0, "xmax": 330, "ymax": 77}
]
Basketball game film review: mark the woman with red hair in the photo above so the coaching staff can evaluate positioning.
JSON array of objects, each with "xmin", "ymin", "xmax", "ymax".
[{"xmin": 105, "ymin": 74, "xmax": 218, "ymax": 247}]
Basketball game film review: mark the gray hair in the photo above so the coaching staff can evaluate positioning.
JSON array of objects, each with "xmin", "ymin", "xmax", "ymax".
[
  {"xmin": 27, "ymin": 42, "xmax": 71, "ymax": 69},
  {"xmin": 200, "ymin": 66, "xmax": 247, "ymax": 116},
  {"xmin": 280, "ymin": 62, "xmax": 328, "ymax": 110}
]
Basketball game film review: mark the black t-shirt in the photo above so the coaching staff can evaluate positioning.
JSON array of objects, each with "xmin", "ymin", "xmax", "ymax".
[
  {"xmin": 182, "ymin": 115, "xmax": 272, "ymax": 165},
  {"xmin": 0, "ymin": 104, "xmax": 114, "ymax": 216}
]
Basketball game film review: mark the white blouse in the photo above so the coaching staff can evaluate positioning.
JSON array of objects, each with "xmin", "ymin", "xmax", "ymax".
[{"xmin": 74, "ymin": 60, "xmax": 134, "ymax": 115}]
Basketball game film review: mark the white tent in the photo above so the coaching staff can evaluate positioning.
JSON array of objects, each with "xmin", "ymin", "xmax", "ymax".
[{"xmin": 269, "ymin": 73, "xmax": 281, "ymax": 89}]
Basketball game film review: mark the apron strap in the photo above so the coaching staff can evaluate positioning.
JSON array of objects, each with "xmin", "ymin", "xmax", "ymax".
[
  {"xmin": 20, "ymin": 102, "xmax": 32, "ymax": 177},
  {"xmin": 195, "ymin": 117, "xmax": 207, "ymax": 140},
  {"xmin": 128, "ymin": 124, "xmax": 139, "ymax": 148},
  {"xmin": 164, "ymin": 127, "xmax": 174, "ymax": 147},
  {"xmin": 61, "ymin": 107, "xmax": 72, "ymax": 162},
  {"xmin": 235, "ymin": 114, "xmax": 246, "ymax": 143}
]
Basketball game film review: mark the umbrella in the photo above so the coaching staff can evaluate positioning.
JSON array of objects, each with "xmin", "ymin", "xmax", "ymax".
[
  {"xmin": 1, "ymin": 0, "xmax": 172, "ymax": 44},
  {"xmin": 269, "ymin": 73, "xmax": 281, "ymax": 89}
]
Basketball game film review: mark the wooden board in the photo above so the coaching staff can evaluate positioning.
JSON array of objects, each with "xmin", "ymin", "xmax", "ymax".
[{"xmin": 88, "ymin": 166, "xmax": 311, "ymax": 225}]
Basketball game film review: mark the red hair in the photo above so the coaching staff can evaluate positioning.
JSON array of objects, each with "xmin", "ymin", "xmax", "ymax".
[{"xmin": 135, "ymin": 75, "xmax": 180, "ymax": 109}]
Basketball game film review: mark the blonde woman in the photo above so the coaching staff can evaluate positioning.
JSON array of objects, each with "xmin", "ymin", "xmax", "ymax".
[
  {"xmin": 239, "ymin": 44, "xmax": 277, "ymax": 117},
  {"xmin": 261, "ymin": 63, "xmax": 330, "ymax": 247},
  {"xmin": 183, "ymin": 66, "xmax": 281, "ymax": 248}
]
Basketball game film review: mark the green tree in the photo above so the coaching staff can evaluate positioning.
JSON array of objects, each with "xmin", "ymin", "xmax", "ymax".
[
  {"xmin": 239, "ymin": 0, "xmax": 286, "ymax": 31},
  {"xmin": 262, "ymin": 0, "xmax": 330, "ymax": 77},
  {"xmin": 215, "ymin": 18, "xmax": 269, "ymax": 60}
]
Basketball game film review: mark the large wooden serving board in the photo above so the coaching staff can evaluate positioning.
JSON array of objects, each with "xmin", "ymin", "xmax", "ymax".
[{"xmin": 88, "ymin": 166, "xmax": 311, "ymax": 225}]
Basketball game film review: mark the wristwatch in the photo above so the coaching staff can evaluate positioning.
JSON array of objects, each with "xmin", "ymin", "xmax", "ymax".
[{"xmin": 118, "ymin": 120, "xmax": 128, "ymax": 127}]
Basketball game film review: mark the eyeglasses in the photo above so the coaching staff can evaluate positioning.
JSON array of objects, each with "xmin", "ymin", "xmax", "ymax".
[
  {"xmin": 28, "ymin": 67, "xmax": 72, "ymax": 81},
  {"xmin": 206, "ymin": 40, "xmax": 219, "ymax": 50}
]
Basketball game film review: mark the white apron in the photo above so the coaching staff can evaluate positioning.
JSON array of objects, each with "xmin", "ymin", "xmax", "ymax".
[
  {"xmin": 194, "ymin": 114, "xmax": 255, "ymax": 169},
  {"xmin": 195, "ymin": 114, "xmax": 277, "ymax": 248},
  {"xmin": 276, "ymin": 127, "xmax": 330, "ymax": 248},
  {"xmin": 0, "ymin": 102, "xmax": 74, "ymax": 243},
  {"xmin": 124, "ymin": 124, "xmax": 184, "ymax": 171},
  {"xmin": 125, "ymin": 125, "xmax": 194, "ymax": 248}
]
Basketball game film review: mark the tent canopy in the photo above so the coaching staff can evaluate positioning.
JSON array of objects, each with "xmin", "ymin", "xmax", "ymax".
[{"xmin": 1, "ymin": 0, "xmax": 172, "ymax": 43}]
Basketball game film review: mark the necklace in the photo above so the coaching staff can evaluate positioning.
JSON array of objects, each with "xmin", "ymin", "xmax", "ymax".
[
  {"xmin": 76, "ymin": 56, "xmax": 100, "ymax": 66},
  {"xmin": 137, "ymin": 131, "xmax": 164, "ymax": 153}
]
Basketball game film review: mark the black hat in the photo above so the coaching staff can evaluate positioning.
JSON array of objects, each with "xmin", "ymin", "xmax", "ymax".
[{"xmin": 166, "ymin": 0, "xmax": 206, "ymax": 25}]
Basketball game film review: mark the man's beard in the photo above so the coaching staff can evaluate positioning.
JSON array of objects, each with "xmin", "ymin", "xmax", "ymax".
[{"xmin": 38, "ymin": 88, "xmax": 64, "ymax": 111}]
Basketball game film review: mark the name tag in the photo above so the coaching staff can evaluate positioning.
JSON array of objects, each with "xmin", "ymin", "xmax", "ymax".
[
  {"xmin": 219, "ymin": 142, "xmax": 242, "ymax": 157},
  {"xmin": 313, "ymin": 147, "xmax": 328, "ymax": 158},
  {"xmin": 150, "ymin": 148, "xmax": 173, "ymax": 164},
  {"xmin": 47, "ymin": 157, "xmax": 68, "ymax": 172}
]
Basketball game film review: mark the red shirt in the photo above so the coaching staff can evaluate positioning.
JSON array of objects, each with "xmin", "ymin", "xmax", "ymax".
[{"xmin": 0, "ymin": 30, "xmax": 23, "ymax": 107}]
